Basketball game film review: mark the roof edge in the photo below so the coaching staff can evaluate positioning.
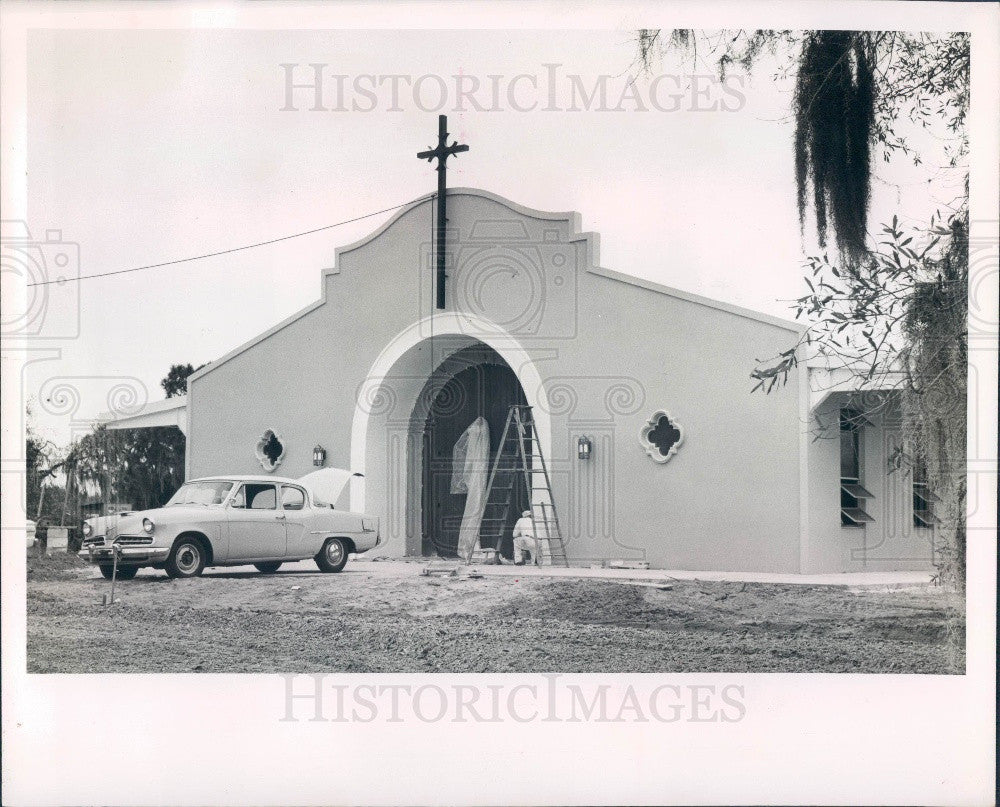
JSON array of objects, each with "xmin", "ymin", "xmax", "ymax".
[
  {"xmin": 332, "ymin": 186, "xmax": 585, "ymax": 261},
  {"xmin": 589, "ymin": 266, "xmax": 805, "ymax": 333},
  {"xmin": 190, "ymin": 187, "xmax": 803, "ymax": 383}
]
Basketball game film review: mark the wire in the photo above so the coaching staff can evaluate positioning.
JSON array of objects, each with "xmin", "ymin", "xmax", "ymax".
[{"xmin": 26, "ymin": 195, "xmax": 433, "ymax": 287}]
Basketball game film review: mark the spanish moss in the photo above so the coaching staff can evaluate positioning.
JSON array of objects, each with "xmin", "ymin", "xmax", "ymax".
[{"xmin": 793, "ymin": 31, "xmax": 875, "ymax": 263}]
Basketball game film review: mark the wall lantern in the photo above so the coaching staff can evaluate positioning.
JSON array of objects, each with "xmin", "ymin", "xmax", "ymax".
[
  {"xmin": 577, "ymin": 435, "xmax": 592, "ymax": 460},
  {"xmin": 313, "ymin": 445, "xmax": 327, "ymax": 467}
]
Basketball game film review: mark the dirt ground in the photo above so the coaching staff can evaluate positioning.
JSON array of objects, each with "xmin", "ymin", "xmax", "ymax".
[{"xmin": 26, "ymin": 553, "xmax": 965, "ymax": 673}]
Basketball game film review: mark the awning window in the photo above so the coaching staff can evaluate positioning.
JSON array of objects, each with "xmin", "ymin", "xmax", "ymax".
[
  {"xmin": 841, "ymin": 507, "xmax": 875, "ymax": 525},
  {"xmin": 841, "ymin": 481, "xmax": 875, "ymax": 499},
  {"xmin": 912, "ymin": 479, "xmax": 940, "ymax": 528},
  {"xmin": 912, "ymin": 483, "xmax": 941, "ymax": 504}
]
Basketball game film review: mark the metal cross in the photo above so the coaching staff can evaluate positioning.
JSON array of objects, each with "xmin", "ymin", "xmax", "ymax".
[{"xmin": 417, "ymin": 115, "xmax": 469, "ymax": 309}]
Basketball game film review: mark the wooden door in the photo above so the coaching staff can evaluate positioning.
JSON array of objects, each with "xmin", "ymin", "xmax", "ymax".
[{"xmin": 422, "ymin": 361, "xmax": 527, "ymax": 557}]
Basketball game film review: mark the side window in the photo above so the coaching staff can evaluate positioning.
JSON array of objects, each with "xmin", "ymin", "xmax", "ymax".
[
  {"xmin": 246, "ymin": 483, "xmax": 277, "ymax": 510},
  {"xmin": 281, "ymin": 486, "xmax": 305, "ymax": 511},
  {"xmin": 912, "ymin": 457, "xmax": 940, "ymax": 528},
  {"xmin": 839, "ymin": 410, "xmax": 875, "ymax": 527}
]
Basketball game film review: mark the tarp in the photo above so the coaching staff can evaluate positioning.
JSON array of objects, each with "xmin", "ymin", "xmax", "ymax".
[
  {"xmin": 298, "ymin": 467, "xmax": 362, "ymax": 508},
  {"xmin": 451, "ymin": 416, "xmax": 490, "ymax": 561}
]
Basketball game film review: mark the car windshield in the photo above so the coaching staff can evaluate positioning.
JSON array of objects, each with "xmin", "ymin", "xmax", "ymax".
[{"xmin": 166, "ymin": 480, "xmax": 235, "ymax": 506}]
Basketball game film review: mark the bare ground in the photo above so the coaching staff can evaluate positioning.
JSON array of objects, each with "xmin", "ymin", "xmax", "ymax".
[{"xmin": 26, "ymin": 553, "xmax": 965, "ymax": 673}]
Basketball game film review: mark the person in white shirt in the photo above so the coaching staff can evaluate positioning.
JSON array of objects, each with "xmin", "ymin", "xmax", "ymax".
[{"xmin": 512, "ymin": 510, "xmax": 537, "ymax": 565}]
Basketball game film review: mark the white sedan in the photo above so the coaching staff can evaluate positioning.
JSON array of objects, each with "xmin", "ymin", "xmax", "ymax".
[{"xmin": 79, "ymin": 469, "xmax": 379, "ymax": 579}]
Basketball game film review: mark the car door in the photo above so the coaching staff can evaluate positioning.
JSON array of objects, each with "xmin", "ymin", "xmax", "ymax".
[
  {"xmin": 226, "ymin": 483, "xmax": 287, "ymax": 561},
  {"xmin": 279, "ymin": 484, "xmax": 311, "ymax": 559}
]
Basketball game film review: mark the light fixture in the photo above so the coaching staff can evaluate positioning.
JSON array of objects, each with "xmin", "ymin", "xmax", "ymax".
[
  {"xmin": 313, "ymin": 445, "xmax": 327, "ymax": 467},
  {"xmin": 577, "ymin": 435, "xmax": 592, "ymax": 460}
]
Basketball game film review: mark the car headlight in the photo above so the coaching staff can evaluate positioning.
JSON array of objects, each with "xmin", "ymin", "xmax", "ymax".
[
  {"xmin": 142, "ymin": 518, "xmax": 155, "ymax": 534},
  {"xmin": 82, "ymin": 522, "xmax": 92, "ymax": 537}
]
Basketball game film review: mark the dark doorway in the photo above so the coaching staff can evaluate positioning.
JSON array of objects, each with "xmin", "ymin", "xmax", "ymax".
[{"xmin": 421, "ymin": 349, "xmax": 528, "ymax": 558}]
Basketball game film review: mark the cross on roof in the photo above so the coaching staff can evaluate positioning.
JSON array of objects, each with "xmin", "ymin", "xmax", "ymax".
[
  {"xmin": 417, "ymin": 115, "xmax": 469, "ymax": 169},
  {"xmin": 417, "ymin": 115, "xmax": 469, "ymax": 309}
]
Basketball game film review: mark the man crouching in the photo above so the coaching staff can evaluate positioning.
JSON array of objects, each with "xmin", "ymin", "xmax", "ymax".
[{"xmin": 512, "ymin": 510, "xmax": 538, "ymax": 566}]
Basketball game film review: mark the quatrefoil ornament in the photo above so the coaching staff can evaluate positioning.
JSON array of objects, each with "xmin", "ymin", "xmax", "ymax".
[
  {"xmin": 640, "ymin": 411, "xmax": 684, "ymax": 464},
  {"xmin": 255, "ymin": 429, "xmax": 285, "ymax": 472}
]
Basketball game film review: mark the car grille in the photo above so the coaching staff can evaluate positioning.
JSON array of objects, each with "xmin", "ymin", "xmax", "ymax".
[
  {"xmin": 82, "ymin": 536, "xmax": 105, "ymax": 547},
  {"xmin": 114, "ymin": 536, "xmax": 154, "ymax": 546}
]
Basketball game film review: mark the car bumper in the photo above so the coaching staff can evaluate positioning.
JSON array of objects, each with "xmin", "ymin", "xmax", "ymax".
[{"xmin": 78, "ymin": 545, "xmax": 170, "ymax": 565}]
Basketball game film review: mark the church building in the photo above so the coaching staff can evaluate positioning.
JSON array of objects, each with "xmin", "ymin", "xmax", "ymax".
[{"xmin": 109, "ymin": 185, "xmax": 938, "ymax": 575}]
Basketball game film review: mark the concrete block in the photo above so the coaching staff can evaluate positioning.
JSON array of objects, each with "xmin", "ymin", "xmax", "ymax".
[{"xmin": 46, "ymin": 527, "xmax": 69, "ymax": 555}]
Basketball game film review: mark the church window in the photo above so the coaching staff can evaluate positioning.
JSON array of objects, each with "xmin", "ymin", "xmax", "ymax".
[
  {"xmin": 255, "ymin": 429, "xmax": 285, "ymax": 472},
  {"xmin": 840, "ymin": 410, "xmax": 874, "ymax": 526},
  {"xmin": 640, "ymin": 411, "xmax": 684, "ymax": 463}
]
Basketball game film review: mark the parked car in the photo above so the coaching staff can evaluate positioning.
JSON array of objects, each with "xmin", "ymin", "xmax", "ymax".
[{"xmin": 78, "ymin": 469, "xmax": 379, "ymax": 579}]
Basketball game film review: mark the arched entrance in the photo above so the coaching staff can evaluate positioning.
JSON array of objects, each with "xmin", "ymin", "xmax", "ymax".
[
  {"xmin": 350, "ymin": 313, "xmax": 551, "ymax": 558},
  {"xmin": 419, "ymin": 345, "xmax": 529, "ymax": 558}
]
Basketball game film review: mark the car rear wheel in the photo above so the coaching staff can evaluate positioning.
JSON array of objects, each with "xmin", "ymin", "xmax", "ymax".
[
  {"xmin": 98, "ymin": 564, "xmax": 139, "ymax": 580},
  {"xmin": 254, "ymin": 562, "xmax": 282, "ymax": 574},
  {"xmin": 315, "ymin": 538, "xmax": 349, "ymax": 573},
  {"xmin": 165, "ymin": 538, "xmax": 207, "ymax": 579}
]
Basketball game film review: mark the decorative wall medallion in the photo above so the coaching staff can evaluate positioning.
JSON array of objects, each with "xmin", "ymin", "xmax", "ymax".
[
  {"xmin": 640, "ymin": 411, "xmax": 684, "ymax": 463},
  {"xmin": 255, "ymin": 429, "xmax": 285, "ymax": 472}
]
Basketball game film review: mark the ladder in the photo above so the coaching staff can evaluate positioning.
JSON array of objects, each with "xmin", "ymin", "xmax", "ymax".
[{"xmin": 472, "ymin": 405, "xmax": 569, "ymax": 567}]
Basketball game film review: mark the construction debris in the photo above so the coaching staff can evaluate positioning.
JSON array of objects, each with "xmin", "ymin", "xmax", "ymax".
[
  {"xmin": 421, "ymin": 561, "xmax": 460, "ymax": 577},
  {"xmin": 605, "ymin": 559, "xmax": 651, "ymax": 570},
  {"xmin": 468, "ymin": 548, "xmax": 501, "ymax": 565},
  {"xmin": 608, "ymin": 579, "xmax": 674, "ymax": 591}
]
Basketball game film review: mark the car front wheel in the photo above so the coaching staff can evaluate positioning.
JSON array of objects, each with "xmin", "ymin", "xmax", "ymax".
[
  {"xmin": 165, "ymin": 538, "xmax": 207, "ymax": 579},
  {"xmin": 315, "ymin": 538, "xmax": 349, "ymax": 573},
  {"xmin": 254, "ymin": 562, "xmax": 282, "ymax": 574}
]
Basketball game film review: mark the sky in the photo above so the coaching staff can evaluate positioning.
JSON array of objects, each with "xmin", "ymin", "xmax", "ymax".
[{"xmin": 20, "ymin": 28, "xmax": 965, "ymax": 447}]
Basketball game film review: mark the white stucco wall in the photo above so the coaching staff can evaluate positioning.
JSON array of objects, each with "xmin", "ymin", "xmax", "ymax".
[{"xmin": 187, "ymin": 189, "xmax": 812, "ymax": 572}]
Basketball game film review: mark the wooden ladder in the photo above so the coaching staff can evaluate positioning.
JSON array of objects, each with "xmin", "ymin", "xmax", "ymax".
[{"xmin": 472, "ymin": 405, "xmax": 569, "ymax": 567}]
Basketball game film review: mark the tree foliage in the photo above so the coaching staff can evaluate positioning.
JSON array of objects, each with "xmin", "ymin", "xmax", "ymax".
[
  {"xmin": 637, "ymin": 29, "xmax": 971, "ymax": 588},
  {"xmin": 636, "ymin": 29, "xmax": 969, "ymax": 261},
  {"xmin": 27, "ymin": 365, "xmax": 194, "ymax": 534},
  {"xmin": 67, "ymin": 362, "xmax": 196, "ymax": 509},
  {"xmin": 64, "ymin": 424, "xmax": 186, "ymax": 512},
  {"xmin": 757, "ymin": 212, "xmax": 961, "ymax": 381},
  {"xmin": 161, "ymin": 363, "xmax": 201, "ymax": 398},
  {"xmin": 793, "ymin": 31, "xmax": 874, "ymax": 263},
  {"xmin": 748, "ymin": 208, "xmax": 968, "ymax": 591},
  {"xmin": 25, "ymin": 404, "xmax": 68, "ymax": 525},
  {"xmin": 900, "ymin": 216, "xmax": 968, "ymax": 588}
]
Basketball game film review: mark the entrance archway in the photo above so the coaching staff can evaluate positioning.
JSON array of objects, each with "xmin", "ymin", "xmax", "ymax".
[
  {"xmin": 350, "ymin": 313, "xmax": 551, "ymax": 558},
  {"xmin": 419, "ymin": 345, "xmax": 529, "ymax": 557}
]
